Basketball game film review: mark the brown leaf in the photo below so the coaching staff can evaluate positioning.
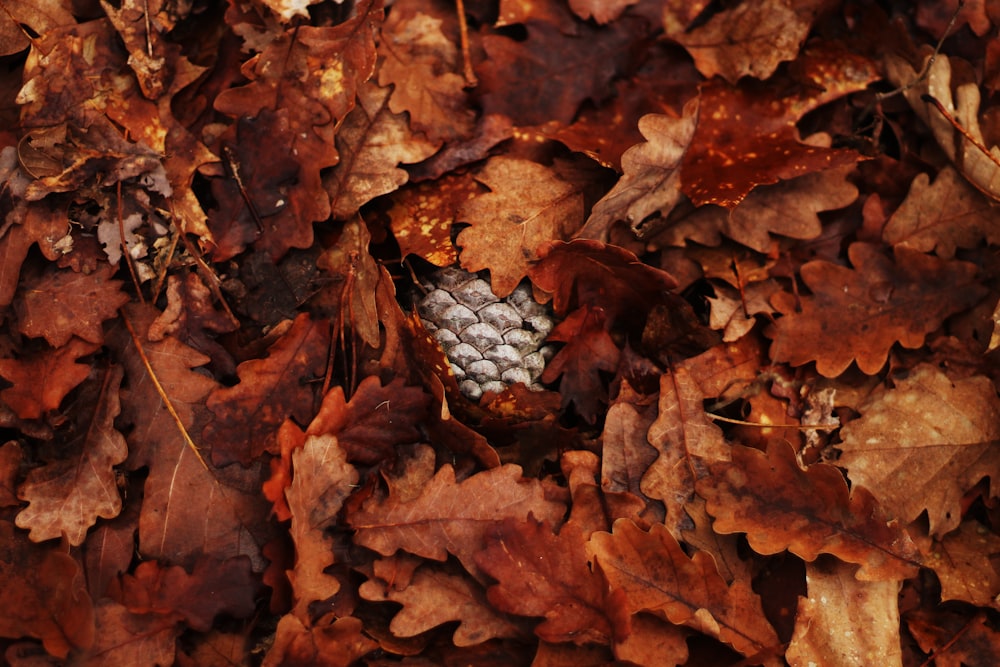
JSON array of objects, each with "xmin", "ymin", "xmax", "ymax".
[
  {"xmin": 316, "ymin": 218, "xmax": 382, "ymax": 348},
  {"xmin": 568, "ymin": 0, "xmax": 638, "ymax": 24},
  {"xmin": 15, "ymin": 364, "xmax": 127, "ymax": 546},
  {"xmin": 768, "ymin": 243, "xmax": 987, "ymax": 377},
  {"xmin": 456, "ymin": 156, "xmax": 585, "ymax": 297},
  {"xmin": 577, "ymin": 106, "xmax": 698, "ymax": 241},
  {"xmin": 285, "ymin": 433, "xmax": 357, "ymax": 621},
  {"xmin": 349, "ymin": 445, "xmax": 566, "ymax": 578},
  {"xmin": 598, "ymin": 380, "xmax": 661, "ymax": 517},
  {"xmin": 640, "ymin": 367, "xmax": 728, "ymax": 538},
  {"xmin": 0, "ymin": 337, "xmax": 99, "ymax": 420},
  {"xmin": 75, "ymin": 599, "xmax": 178, "ymax": 667},
  {"xmin": 0, "ymin": 441, "xmax": 22, "ymax": 507},
  {"xmin": 360, "ymin": 561, "xmax": 523, "ymax": 646},
  {"xmin": 588, "ymin": 519, "xmax": 781, "ymax": 663},
  {"xmin": 477, "ymin": 517, "xmax": 628, "ymax": 645},
  {"xmin": 918, "ymin": 520, "xmax": 1000, "ymax": 609},
  {"xmin": 377, "ymin": 9, "xmax": 474, "ymax": 143},
  {"xmin": 388, "ymin": 173, "xmax": 477, "ymax": 267},
  {"xmin": 786, "ymin": 559, "xmax": 904, "ymax": 667},
  {"xmin": 882, "ymin": 166, "xmax": 1000, "ymax": 258},
  {"xmin": 119, "ymin": 557, "xmax": 258, "ymax": 632},
  {"xmin": 674, "ymin": 0, "xmax": 825, "ymax": 82},
  {"xmin": 696, "ymin": 441, "xmax": 921, "ymax": 581},
  {"xmin": 324, "ymin": 81, "xmax": 438, "ymax": 220},
  {"xmin": 905, "ymin": 608, "xmax": 1000, "ymax": 667},
  {"xmin": 0, "ymin": 520, "xmax": 95, "ymax": 658},
  {"xmin": 203, "ymin": 313, "xmax": 330, "ymax": 466},
  {"xmin": 307, "ymin": 375, "xmax": 430, "ymax": 466},
  {"xmin": 264, "ymin": 614, "xmax": 378, "ymax": 667},
  {"xmin": 658, "ymin": 166, "xmax": 859, "ymax": 253},
  {"xmin": 16, "ymin": 263, "xmax": 130, "ymax": 347},
  {"xmin": 837, "ymin": 364, "xmax": 1000, "ymax": 537}
]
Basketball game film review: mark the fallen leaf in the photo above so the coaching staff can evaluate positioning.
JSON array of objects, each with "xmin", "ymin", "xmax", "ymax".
[
  {"xmin": 74, "ymin": 600, "xmax": 175, "ymax": 667},
  {"xmin": 477, "ymin": 517, "xmax": 627, "ymax": 645},
  {"xmin": 0, "ymin": 337, "xmax": 99, "ymax": 420},
  {"xmin": 768, "ymin": 243, "xmax": 986, "ymax": 376},
  {"xmin": 203, "ymin": 313, "xmax": 330, "ymax": 466},
  {"xmin": 588, "ymin": 519, "xmax": 781, "ymax": 664},
  {"xmin": 0, "ymin": 521, "xmax": 95, "ymax": 658},
  {"xmin": 16, "ymin": 263, "xmax": 130, "ymax": 348},
  {"xmin": 264, "ymin": 614, "xmax": 378, "ymax": 667},
  {"xmin": 919, "ymin": 520, "xmax": 1000, "ymax": 609},
  {"xmin": 456, "ymin": 156, "xmax": 585, "ymax": 297},
  {"xmin": 349, "ymin": 445, "xmax": 566, "ymax": 578},
  {"xmin": 388, "ymin": 173, "xmax": 476, "ymax": 267},
  {"xmin": 837, "ymin": 364, "xmax": 1000, "ymax": 537},
  {"xmin": 786, "ymin": 559, "xmax": 904, "ymax": 667},
  {"xmin": 905, "ymin": 608, "xmax": 1000, "ymax": 667},
  {"xmin": 696, "ymin": 441, "xmax": 921, "ymax": 581},
  {"xmin": 15, "ymin": 365, "xmax": 128, "ymax": 546}
]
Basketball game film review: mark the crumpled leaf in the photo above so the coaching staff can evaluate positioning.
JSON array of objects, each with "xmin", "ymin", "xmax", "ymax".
[
  {"xmin": 360, "ymin": 560, "xmax": 523, "ymax": 646},
  {"xmin": 349, "ymin": 444, "xmax": 566, "ymax": 578},
  {"xmin": 477, "ymin": 518, "xmax": 628, "ymax": 645},
  {"xmin": 0, "ymin": 520, "xmax": 95, "ymax": 658},
  {"xmin": 0, "ymin": 0, "xmax": 75, "ymax": 57},
  {"xmin": 588, "ymin": 519, "xmax": 781, "ymax": 664},
  {"xmin": 786, "ymin": 559, "xmax": 903, "ymax": 667},
  {"xmin": 696, "ymin": 441, "xmax": 921, "ymax": 581},
  {"xmin": 15, "ymin": 365, "xmax": 128, "ymax": 546},
  {"xmin": 674, "ymin": 0, "xmax": 825, "ymax": 82},
  {"xmin": 203, "ymin": 313, "xmax": 330, "ymax": 466},
  {"xmin": 578, "ymin": 105, "xmax": 698, "ymax": 241},
  {"xmin": 325, "ymin": 81, "xmax": 439, "ymax": 220},
  {"xmin": 456, "ymin": 156, "xmax": 585, "ymax": 297},
  {"xmin": 882, "ymin": 166, "xmax": 1000, "ymax": 258},
  {"xmin": 285, "ymin": 433, "xmax": 357, "ymax": 622},
  {"xmin": 837, "ymin": 364, "xmax": 1000, "ymax": 537},
  {"xmin": 0, "ymin": 337, "xmax": 99, "ymax": 420},
  {"xmin": 768, "ymin": 243, "xmax": 987, "ymax": 377},
  {"xmin": 16, "ymin": 263, "xmax": 130, "ymax": 347}
]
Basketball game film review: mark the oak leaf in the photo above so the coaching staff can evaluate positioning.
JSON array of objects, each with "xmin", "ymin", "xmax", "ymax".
[
  {"xmin": 16, "ymin": 263, "xmax": 130, "ymax": 347},
  {"xmin": 588, "ymin": 519, "xmax": 780, "ymax": 664},
  {"xmin": 203, "ymin": 313, "xmax": 330, "ymax": 466},
  {"xmin": 76, "ymin": 600, "xmax": 178, "ymax": 667},
  {"xmin": 640, "ymin": 367, "xmax": 728, "ymax": 538},
  {"xmin": 285, "ymin": 434, "xmax": 357, "ymax": 621},
  {"xmin": 324, "ymin": 81, "xmax": 439, "ymax": 220},
  {"xmin": 918, "ymin": 520, "xmax": 1000, "ymax": 609},
  {"xmin": 476, "ymin": 518, "xmax": 628, "ymax": 645},
  {"xmin": 388, "ymin": 173, "xmax": 476, "ymax": 267},
  {"xmin": 768, "ymin": 243, "xmax": 986, "ymax": 377},
  {"xmin": 882, "ymin": 166, "xmax": 1000, "ymax": 258},
  {"xmin": 349, "ymin": 445, "xmax": 566, "ymax": 578},
  {"xmin": 377, "ymin": 9, "xmax": 474, "ymax": 143},
  {"xmin": 0, "ymin": 442, "xmax": 21, "ymax": 507},
  {"xmin": 696, "ymin": 441, "xmax": 921, "ymax": 581},
  {"xmin": 707, "ymin": 280, "xmax": 781, "ymax": 342},
  {"xmin": 119, "ymin": 557, "xmax": 258, "ymax": 632},
  {"xmin": 540, "ymin": 306, "xmax": 620, "ymax": 424},
  {"xmin": 264, "ymin": 614, "xmax": 378, "ymax": 667},
  {"xmin": 456, "ymin": 156, "xmax": 585, "ymax": 297},
  {"xmin": 0, "ymin": 337, "xmax": 99, "ymax": 420},
  {"xmin": 15, "ymin": 365, "xmax": 128, "ymax": 546},
  {"xmin": 599, "ymin": 379, "xmax": 659, "ymax": 503},
  {"xmin": 905, "ymin": 608, "xmax": 1000, "ymax": 667},
  {"xmin": 360, "ymin": 561, "xmax": 524, "ymax": 646},
  {"xmin": 837, "ymin": 364, "xmax": 1000, "ymax": 537},
  {"xmin": 674, "ymin": 0, "xmax": 824, "ymax": 82},
  {"xmin": 578, "ymin": 105, "xmax": 698, "ymax": 241},
  {"xmin": 0, "ymin": 521, "xmax": 95, "ymax": 658},
  {"xmin": 316, "ymin": 218, "xmax": 382, "ymax": 348},
  {"xmin": 786, "ymin": 560, "xmax": 903, "ymax": 667}
]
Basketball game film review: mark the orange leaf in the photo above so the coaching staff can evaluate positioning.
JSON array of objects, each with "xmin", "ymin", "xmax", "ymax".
[
  {"xmin": 696, "ymin": 441, "xmax": 921, "ymax": 581},
  {"xmin": 0, "ymin": 337, "xmax": 99, "ymax": 420}
]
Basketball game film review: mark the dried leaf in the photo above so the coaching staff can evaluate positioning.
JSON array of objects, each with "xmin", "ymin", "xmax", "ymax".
[
  {"xmin": 837, "ymin": 364, "xmax": 1000, "ymax": 537},
  {"xmin": 0, "ymin": 337, "xmax": 99, "ymax": 420},
  {"xmin": 768, "ymin": 243, "xmax": 986, "ymax": 376},
  {"xmin": 919, "ymin": 520, "xmax": 1000, "ymax": 609},
  {"xmin": 589, "ymin": 519, "xmax": 781, "ymax": 664},
  {"xmin": 696, "ymin": 441, "xmax": 921, "ymax": 581},
  {"xmin": 456, "ymin": 157, "xmax": 585, "ymax": 297},
  {"xmin": 349, "ymin": 446, "xmax": 566, "ymax": 578},
  {"xmin": 15, "ymin": 365, "xmax": 128, "ymax": 546},
  {"xmin": 477, "ymin": 518, "xmax": 627, "ymax": 645},
  {"xmin": 786, "ymin": 559, "xmax": 903, "ymax": 667}
]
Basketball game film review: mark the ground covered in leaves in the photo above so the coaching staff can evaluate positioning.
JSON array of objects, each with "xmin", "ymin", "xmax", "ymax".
[{"xmin": 0, "ymin": 0, "xmax": 999, "ymax": 665}]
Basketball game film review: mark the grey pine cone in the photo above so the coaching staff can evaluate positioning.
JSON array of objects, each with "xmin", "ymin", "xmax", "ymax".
[{"xmin": 417, "ymin": 266, "xmax": 555, "ymax": 401}]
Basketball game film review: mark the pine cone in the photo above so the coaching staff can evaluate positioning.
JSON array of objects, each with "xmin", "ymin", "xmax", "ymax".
[{"xmin": 417, "ymin": 266, "xmax": 555, "ymax": 401}]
